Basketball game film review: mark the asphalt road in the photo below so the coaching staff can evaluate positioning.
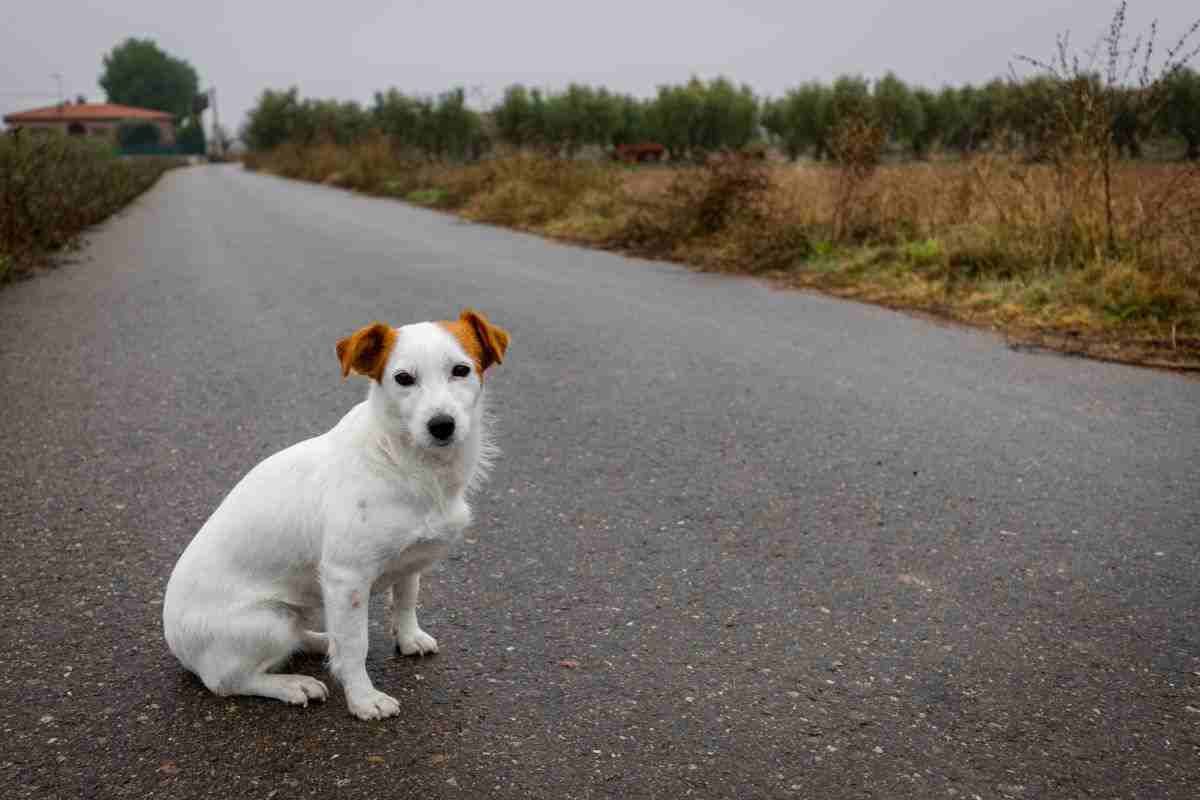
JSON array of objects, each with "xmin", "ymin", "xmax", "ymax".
[{"xmin": 1, "ymin": 164, "xmax": 1198, "ymax": 800}]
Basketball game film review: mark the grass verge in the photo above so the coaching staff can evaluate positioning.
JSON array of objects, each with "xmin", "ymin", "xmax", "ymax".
[{"xmin": 244, "ymin": 145, "xmax": 1200, "ymax": 371}]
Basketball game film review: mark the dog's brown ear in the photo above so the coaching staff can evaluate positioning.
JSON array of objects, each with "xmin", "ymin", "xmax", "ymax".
[
  {"xmin": 335, "ymin": 322, "xmax": 397, "ymax": 382},
  {"xmin": 458, "ymin": 309, "xmax": 509, "ymax": 373}
]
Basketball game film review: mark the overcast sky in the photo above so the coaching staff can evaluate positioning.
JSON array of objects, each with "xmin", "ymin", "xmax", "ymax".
[{"xmin": 3, "ymin": 1, "xmax": 1197, "ymax": 136}]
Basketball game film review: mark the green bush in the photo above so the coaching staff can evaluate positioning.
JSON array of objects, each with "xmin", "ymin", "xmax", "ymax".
[{"xmin": 117, "ymin": 122, "xmax": 162, "ymax": 149}]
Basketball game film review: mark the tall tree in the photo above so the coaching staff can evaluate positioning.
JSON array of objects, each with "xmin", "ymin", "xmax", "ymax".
[
  {"xmin": 1164, "ymin": 67, "xmax": 1200, "ymax": 160},
  {"xmin": 829, "ymin": 75, "xmax": 874, "ymax": 124},
  {"xmin": 873, "ymin": 72, "xmax": 924, "ymax": 152},
  {"xmin": 647, "ymin": 77, "xmax": 759, "ymax": 160},
  {"xmin": 242, "ymin": 88, "xmax": 304, "ymax": 151},
  {"xmin": 99, "ymin": 38, "xmax": 200, "ymax": 122},
  {"xmin": 612, "ymin": 94, "xmax": 653, "ymax": 146},
  {"xmin": 910, "ymin": 88, "xmax": 943, "ymax": 158},
  {"xmin": 763, "ymin": 82, "xmax": 831, "ymax": 160},
  {"xmin": 494, "ymin": 85, "xmax": 544, "ymax": 149}
]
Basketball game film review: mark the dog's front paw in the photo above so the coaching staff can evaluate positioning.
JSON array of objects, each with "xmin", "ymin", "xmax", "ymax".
[
  {"xmin": 346, "ymin": 687, "xmax": 401, "ymax": 720},
  {"xmin": 393, "ymin": 625, "xmax": 439, "ymax": 656}
]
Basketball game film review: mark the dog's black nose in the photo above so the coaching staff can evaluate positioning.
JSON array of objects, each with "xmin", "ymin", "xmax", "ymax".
[{"xmin": 427, "ymin": 414, "xmax": 456, "ymax": 442}]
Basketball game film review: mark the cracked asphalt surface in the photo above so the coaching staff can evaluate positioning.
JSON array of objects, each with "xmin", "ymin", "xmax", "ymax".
[{"xmin": 1, "ymin": 164, "xmax": 1198, "ymax": 799}]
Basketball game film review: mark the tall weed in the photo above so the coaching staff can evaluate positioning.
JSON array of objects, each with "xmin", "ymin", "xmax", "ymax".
[
  {"xmin": 1012, "ymin": 1, "xmax": 1200, "ymax": 264},
  {"xmin": 827, "ymin": 114, "xmax": 887, "ymax": 242}
]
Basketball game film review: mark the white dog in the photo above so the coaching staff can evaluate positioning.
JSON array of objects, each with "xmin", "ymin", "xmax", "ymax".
[{"xmin": 163, "ymin": 309, "xmax": 510, "ymax": 720}]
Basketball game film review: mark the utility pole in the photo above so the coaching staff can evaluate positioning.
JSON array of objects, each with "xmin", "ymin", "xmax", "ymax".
[
  {"xmin": 51, "ymin": 73, "xmax": 63, "ymax": 104},
  {"xmin": 209, "ymin": 87, "xmax": 222, "ymax": 158}
]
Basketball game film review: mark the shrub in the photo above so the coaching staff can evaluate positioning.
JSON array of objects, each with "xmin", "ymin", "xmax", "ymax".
[
  {"xmin": 616, "ymin": 153, "xmax": 814, "ymax": 272},
  {"xmin": 464, "ymin": 155, "xmax": 621, "ymax": 228},
  {"xmin": 117, "ymin": 122, "xmax": 161, "ymax": 149},
  {"xmin": 672, "ymin": 153, "xmax": 771, "ymax": 235},
  {"xmin": 0, "ymin": 131, "xmax": 184, "ymax": 281},
  {"xmin": 727, "ymin": 219, "xmax": 813, "ymax": 273},
  {"xmin": 340, "ymin": 134, "xmax": 396, "ymax": 192}
]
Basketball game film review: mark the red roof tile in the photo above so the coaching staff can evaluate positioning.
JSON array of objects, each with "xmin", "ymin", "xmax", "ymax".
[{"xmin": 3, "ymin": 103, "xmax": 174, "ymax": 123}]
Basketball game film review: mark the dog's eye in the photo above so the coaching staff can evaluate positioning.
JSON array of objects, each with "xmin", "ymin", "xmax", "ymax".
[
  {"xmin": 451, "ymin": 364, "xmax": 471, "ymax": 378},
  {"xmin": 394, "ymin": 371, "xmax": 416, "ymax": 387}
]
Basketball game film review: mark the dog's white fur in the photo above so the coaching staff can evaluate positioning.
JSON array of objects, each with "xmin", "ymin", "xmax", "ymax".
[{"xmin": 163, "ymin": 311, "xmax": 508, "ymax": 720}]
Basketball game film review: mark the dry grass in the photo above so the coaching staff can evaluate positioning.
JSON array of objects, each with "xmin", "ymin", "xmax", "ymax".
[
  {"xmin": 763, "ymin": 158, "xmax": 1200, "ymax": 367},
  {"xmin": 245, "ymin": 143, "xmax": 1200, "ymax": 369}
]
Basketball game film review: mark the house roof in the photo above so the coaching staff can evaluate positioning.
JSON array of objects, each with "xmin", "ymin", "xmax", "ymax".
[{"xmin": 3, "ymin": 102, "xmax": 174, "ymax": 124}]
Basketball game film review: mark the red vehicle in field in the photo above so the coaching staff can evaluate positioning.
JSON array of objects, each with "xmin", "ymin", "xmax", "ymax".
[{"xmin": 611, "ymin": 142, "xmax": 666, "ymax": 163}]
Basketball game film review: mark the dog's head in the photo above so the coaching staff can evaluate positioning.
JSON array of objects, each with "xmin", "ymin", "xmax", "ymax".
[{"xmin": 336, "ymin": 309, "xmax": 510, "ymax": 450}]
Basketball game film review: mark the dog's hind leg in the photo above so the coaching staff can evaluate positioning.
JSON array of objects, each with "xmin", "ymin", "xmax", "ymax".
[
  {"xmin": 238, "ymin": 672, "xmax": 328, "ymax": 706},
  {"xmin": 189, "ymin": 607, "xmax": 328, "ymax": 707}
]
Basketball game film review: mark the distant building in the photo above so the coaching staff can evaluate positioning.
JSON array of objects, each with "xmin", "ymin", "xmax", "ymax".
[{"xmin": 2, "ymin": 102, "xmax": 176, "ymax": 145}]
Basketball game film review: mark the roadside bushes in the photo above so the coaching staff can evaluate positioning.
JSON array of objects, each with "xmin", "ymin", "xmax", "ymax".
[{"xmin": 0, "ymin": 131, "xmax": 184, "ymax": 281}]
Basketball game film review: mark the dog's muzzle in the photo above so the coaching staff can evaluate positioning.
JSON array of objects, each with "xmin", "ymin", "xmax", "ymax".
[{"xmin": 427, "ymin": 414, "xmax": 456, "ymax": 445}]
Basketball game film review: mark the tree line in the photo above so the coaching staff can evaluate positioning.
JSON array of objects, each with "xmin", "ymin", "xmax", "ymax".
[{"xmin": 241, "ymin": 70, "xmax": 1200, "ymax": 161}]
